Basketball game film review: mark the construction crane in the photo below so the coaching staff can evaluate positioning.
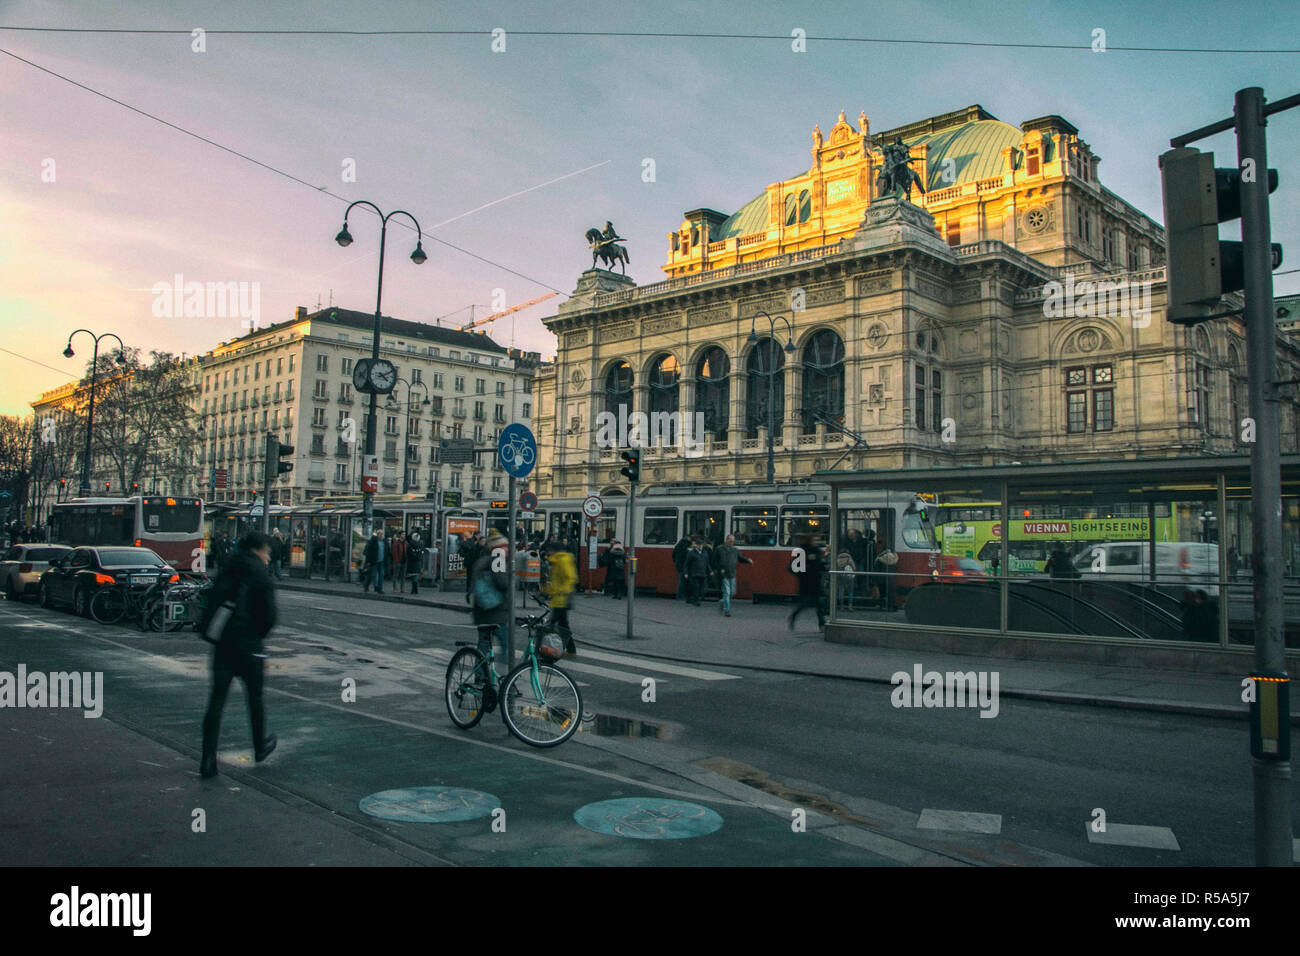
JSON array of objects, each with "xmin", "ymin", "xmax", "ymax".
[{"xmin": 458, "ymin": 292, "xmax": 558, "ymax": 332}]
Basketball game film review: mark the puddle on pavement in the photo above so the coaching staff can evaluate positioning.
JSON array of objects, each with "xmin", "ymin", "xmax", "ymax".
[{"xmin": 583, "ymin": 713, "xmax": 666, "ymax": 739}]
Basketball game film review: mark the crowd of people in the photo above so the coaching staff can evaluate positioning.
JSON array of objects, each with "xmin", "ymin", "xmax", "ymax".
[{"xmin": 4, "ymin": 520, "xmax": 48, "ymax": 547}]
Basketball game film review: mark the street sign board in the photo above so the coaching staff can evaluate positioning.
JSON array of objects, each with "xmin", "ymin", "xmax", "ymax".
[
  {"xmin": 519, "ymin": 491, "xmax": 538, "ymax": 512},
  {"xmin": 362, "ymin": 455, "xmax": 379, "ymax": 493},
  {"xmin": 213, "ymin": 468, "xmax": 229, "ymax": 490},
  {"xmin": 582, "ymin": 494, "xmax": 604, "ymax": 518},
  {"xmin": 440, "ymin": 438, "xmax": 475, "ymax": 465},
  {"xmin": 441, "ymin": 490, "xmax": 462, "ymax": 509},
  {"xmin": 497, "ymin": 423, "xmax": 537, "ymax": 479}
]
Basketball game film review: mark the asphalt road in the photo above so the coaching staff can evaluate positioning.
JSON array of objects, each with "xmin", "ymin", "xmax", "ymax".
[{"xmin": 0, "ymin": 585, "xmax": 1291, "ymax": 866}]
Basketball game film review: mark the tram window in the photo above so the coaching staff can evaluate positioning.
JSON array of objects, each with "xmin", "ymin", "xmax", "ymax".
[
  {"xmin": 901, "ymin": 508, "xmax": 938, "ymax": 549},
  {"xmin": 642, "ymin": 508, "xmax": 677, "ymax": 545},
  {"xmin": 596, "ymin": 515, "xmax": 617, "ymax": 544},
  {"xmin": 732, "ymin": 507, "xmax": 778, "ymax": 547},
  {"xmin": 684, "ymin": 510, "xmax": 724, "ymax": 547},
  {"xmin": 780, "ymin": 508, "xmax": 828, "ymax": 547}
]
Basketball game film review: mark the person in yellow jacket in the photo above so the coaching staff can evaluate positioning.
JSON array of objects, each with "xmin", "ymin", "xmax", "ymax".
[{"xmin": 545, "ymin": 548, "xmax": 578, "ymax": 657}]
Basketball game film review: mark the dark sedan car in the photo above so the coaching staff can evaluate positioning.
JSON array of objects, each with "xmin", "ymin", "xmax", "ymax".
[{"xmin": 38, "ymin": 546, "xmax": 177, "ymax": 617}]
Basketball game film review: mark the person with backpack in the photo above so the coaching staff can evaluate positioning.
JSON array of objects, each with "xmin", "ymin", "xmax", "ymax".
[
  {"xmin": 600, "ymin": 541, "xmax": 628, "ymax": 598},
  {"xmin": 835, "ymin": 550, "xmax": 857, "ymax": 610},
  {"xmin": 470, "ymin": 534, "xmax": 511, "ymax": 707},
  {"xmin": 544, "ymin": 547, "xmax": 578, "ymax": 657},
  {"xmin": 198, "ymin": 530, "xmax": 278, "ymax": 779},
  {"xmin": 405, "ymin": 531, "xmax": 426, "ymax": 595}
]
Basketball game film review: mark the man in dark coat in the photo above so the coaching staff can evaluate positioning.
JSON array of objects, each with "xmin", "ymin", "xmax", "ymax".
[
  {"xmin": 788, "ymin": 534, "xmax": 828, "ymax": 630},
  {"xmin": 199, "ymin": 530, "xmax": 278, "ymax": 778},
  {"xmin": 672, "ymin": 535, "xmax": 691, "ymax": 600},
  {"xmin": 684, "ymin": 538, "xmax": 711, "ymax": 606},
  {"xmin": 405, "ymin": 531, "xmax": 426, "ymax": 595},
  {"xmin": 362, "ymin": 528, "xmax": 389, "ymax": 593},
  {"xmin": 599, "ymin": 541, "xmax": 628, "ymax": 598}
]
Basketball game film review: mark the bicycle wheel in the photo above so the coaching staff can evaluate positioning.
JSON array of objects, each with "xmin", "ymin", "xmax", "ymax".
[
  {"xmin": 445, "ymin": 647, "xmax": 489, "ymax": 729},
  {"xmin": 501, "ymin": 660, "xmax": 582, "ymax": 747},
  {"xmin": 89, "ymin": 586, "xmax": 126, "ymax": 625}
]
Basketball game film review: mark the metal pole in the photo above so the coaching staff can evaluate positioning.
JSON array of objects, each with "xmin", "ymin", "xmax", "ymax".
[
  {"xmin": 261, "ymin": 433, "xmax": 272, "ymax": 535},
  {"xmin": 363, "ymin": 218, "xmax": 388, "ymax": 540},
  {"xmin": 767, "ymin": 332, "xmax": 776, "ymax": 484},
  {"xmin": 626, "ymin": 480, "xmax": 636, "ymax": 639},
  {"xmin": 1237, "ymin": 85, "xmax": 1291, "ymax": 866},
  {"xmin": 81, "ymin": 337, "xmax": 99, "ymax": 495},
  {"xmin": 506, "ymin": 473, "xmax": 517, "ymax": 666}
]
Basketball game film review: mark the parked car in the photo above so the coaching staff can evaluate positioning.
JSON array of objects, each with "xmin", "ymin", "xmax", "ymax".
[
  {"xmin": 0, "ymin": 545, "xmax": 73, "ymax": 601},
  {"xmin": 38, "ymin": 546, "xmax": 177, "ymax": 617},
  {"xmin": 1072, "ymin": 541, "xmax": 1221, "ymax": 596}
]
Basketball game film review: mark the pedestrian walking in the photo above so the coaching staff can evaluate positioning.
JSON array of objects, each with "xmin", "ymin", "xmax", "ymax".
[
  {"xmin": 470, "ymin": 534, "xmax": 511, "ymax": 708},
  {"xmin": 672, "ymin": 535, "xmax": 691, "ymax": 600},
  {"xmin": 362, "ymin": 528, "xmax": 389, "ymax": 593},
  {"xmin": 405, "ymin": 532, "xmax": 426, "ymax": 595},
  {"xmin": 391, "ymin": 531, "xmax": 407, "ymax": 593},
  {"xmin": 462, "ymin": 532, "xmax": 483, "ymax": 599},
  {"xmin": 684, "ymin": 537, "xmax": 710, "ymax": 606},
  {"xmin": 599, "ymin": 541, "xmax": 628, "ymax": 598},
  {"xmin": 711, "ymin": 534, "xmax": 752, "ymax": 617},
  {"xmin": 199, "ymin": 530, "xmax": 278, "ymax": 779},
  {"xmin": 270, "ymin": 528, "xmax": 286, "ymax": 579},
  {"xmin": 544, "ymin": 547, "xmax": 578, "ymax": 656},
  {"xmin": 788, "ymin": 534, "xmax": 828, "ymax": 630}
]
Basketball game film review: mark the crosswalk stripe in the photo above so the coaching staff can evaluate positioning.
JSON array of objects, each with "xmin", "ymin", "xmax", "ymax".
[
  {"xmin": 917, "ymin": 809, "xmax": 1003, "ymax": 834},
  {"xmin": 572, "ymin": 648, "xmax": 741, "ymax": 681},
  {"xmin": 1086, "ymin": 823, "xmax": 1180, "ymax": 850},
  {"xmin": 555, "ymin": 660, "xmax": 667, "ymax": 685}
]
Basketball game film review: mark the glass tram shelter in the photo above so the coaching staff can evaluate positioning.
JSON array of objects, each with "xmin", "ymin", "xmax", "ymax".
[{"xmin": 821, "ymin": 455, "xmax": 1300, "ymax": 671}]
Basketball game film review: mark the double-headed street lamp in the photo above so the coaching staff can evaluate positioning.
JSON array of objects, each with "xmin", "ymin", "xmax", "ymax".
[
  {"xmin": 334, "ymin": 202, "xmax": 428, "ymax": 536},
  {"xmin": 63, "ymin": 330, "xmax": 127, "ymax": 496},
  {"xmin": 746, "ymin": 310, "xmax": 796, "ymax": 484},
  {"xmin": 386, "ymin": 377, "xmax": 431, "ymax": 494}
]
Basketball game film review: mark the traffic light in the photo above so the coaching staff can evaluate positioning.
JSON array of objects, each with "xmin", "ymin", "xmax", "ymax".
[
  {"xmin": 103, "ymin": 481, "xmax": 110, "ymax": 492},
  {"xmin": 619, "ymin": 448, "xmax": 640, "ymax": 484},
  {"xmin": 131, "ymin": 482, "xmax": 139, "ymax": 494},
  {"xmin": 264, "ymin": 434, "xmax": 294, "ymax": 483},
  {"xmin": 1159, "ymin": 146, "xmax": 1282, "ymax": 325}
]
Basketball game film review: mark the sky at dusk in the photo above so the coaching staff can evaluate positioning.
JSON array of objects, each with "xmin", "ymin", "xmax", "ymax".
[{"xmin": 2, "ymin": 0, "xmax": 1298, "ymax": 415}]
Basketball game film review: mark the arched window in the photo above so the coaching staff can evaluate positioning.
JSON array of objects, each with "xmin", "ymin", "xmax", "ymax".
[
  {"xmin": 801, "ymin": 329, "xmax": 845, "ymax": 433},
  {"xmin": 604, "ymin": 361, "xmax": 632, "ymax": 416},
  {"xmin": 746, "ymin": 340, "xmax": 786, "ymax": 439},
  {"xmin": 695, "ymin": 347, "xmax": 730, "ymax": 443},
  {"xmin": 648, "ymin": 353, "xmax": 680, "ymax": 444},
  {"xmin": 784, "ymin": 194, "xmax": 797, "ymax": 227},
  {"xmin": 798, "ymin": 189, "xmax": 811, "ymax": 223}
]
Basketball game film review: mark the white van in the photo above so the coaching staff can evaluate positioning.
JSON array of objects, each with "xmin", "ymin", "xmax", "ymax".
[{"xmin": 1072, "ymin": 541, "xmax": 1220, "ymax": 596}]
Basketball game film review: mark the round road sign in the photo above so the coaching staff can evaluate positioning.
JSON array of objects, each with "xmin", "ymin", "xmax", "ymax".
[
  {"xmin": 519, "ymin": 491, "xmax": 538, "ymax": 512},
  {"xmin": 497, "ymin": 423, "xmax": 537, "ymax": 479},
  {"xmin": 582, "ymin": 495, "xmax": 603, "ymax": 519}
]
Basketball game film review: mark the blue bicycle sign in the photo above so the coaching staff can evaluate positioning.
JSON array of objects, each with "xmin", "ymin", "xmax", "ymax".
[{"xmin": 498, "ymin": 423, "xmax": 537, "ymax": 479}]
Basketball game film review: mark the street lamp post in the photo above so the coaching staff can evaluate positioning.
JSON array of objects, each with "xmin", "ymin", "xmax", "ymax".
[
  {"xmin": 334, "ymin": 202, "xmax": 427, "ymax": 537},
  {"xmin": 746, "ymin": 311, "xmax": 796, "ymax": 484},
  {"xmin": 63, "ymin": 330, "xmax": 126, "ymax": 496},
  {"xmin": 386, "ymin": 378, "xmax": 431, "ymax": 494}
]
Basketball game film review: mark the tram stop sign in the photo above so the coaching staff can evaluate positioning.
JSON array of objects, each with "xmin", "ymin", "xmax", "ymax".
[{"xmin": 497, "ymin": 423, "xmax": 537, "ymax": 479}]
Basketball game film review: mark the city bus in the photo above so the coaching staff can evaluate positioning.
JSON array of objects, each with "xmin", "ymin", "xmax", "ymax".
[{"xmin": 50, "ymin": 496, "xmax": 205, "ymax": 569}]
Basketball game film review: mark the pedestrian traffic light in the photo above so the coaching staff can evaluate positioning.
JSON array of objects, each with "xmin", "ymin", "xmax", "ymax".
[
  {"xmin": 1159, "ymin": 146, "xmax": 1282, "ymax": 325},
  {"xmin": 620, "ymin": 448, "xmax": 640, "ymax": 484},
  {"xmin": 264, "ymin": 434, "xmax": 294, "ymax": 482}
]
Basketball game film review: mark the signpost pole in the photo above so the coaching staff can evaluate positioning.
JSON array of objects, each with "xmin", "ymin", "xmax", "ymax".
[
  {"xmin": 626, "ymin": 481, "xmax": 636, "ymax": 640},
  {"xmin": 506, "ymin": 474, "xmax": 516, "ymax": 668}
]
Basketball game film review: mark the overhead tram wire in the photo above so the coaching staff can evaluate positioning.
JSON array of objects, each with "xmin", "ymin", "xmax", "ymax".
[
  {"xmin": 0, "ymin": 47, "xmax": 566, "ymax": 296},
  {"xmin": 0, "ymin": 25, "xmax": 1297, "ymax": 54}
]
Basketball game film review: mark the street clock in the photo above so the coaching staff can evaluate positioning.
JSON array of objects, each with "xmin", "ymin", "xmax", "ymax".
[{"xmin": 352, "ymin": 357, "xmax": 399, "ymax": 394}]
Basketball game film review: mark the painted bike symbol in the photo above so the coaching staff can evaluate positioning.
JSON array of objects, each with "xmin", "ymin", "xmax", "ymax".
[
  {"xmin": 500, "ymin": 434, "xmax": 536, "ymax": 468},
  {"xmin": 606, "ymin": 802, "xmax": 709, "ymax": 838}
]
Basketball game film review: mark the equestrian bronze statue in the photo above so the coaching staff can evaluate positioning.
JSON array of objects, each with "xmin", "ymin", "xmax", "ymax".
[{"xmin": 586, "ymin": 220, "xmax": 630, "ymax": 273}]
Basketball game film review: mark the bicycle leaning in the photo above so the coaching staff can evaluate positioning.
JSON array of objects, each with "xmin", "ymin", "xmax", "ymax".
[{"xmin": 444, "ymin": 604, "xmax": 583, "ymax": 748}]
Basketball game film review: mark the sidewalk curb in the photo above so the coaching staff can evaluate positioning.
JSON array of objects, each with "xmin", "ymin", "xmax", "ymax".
[{"xmin": 278, "ymin": 580, "xmax": 1259, "ymax": 722}]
